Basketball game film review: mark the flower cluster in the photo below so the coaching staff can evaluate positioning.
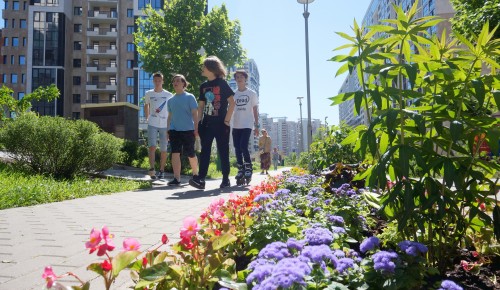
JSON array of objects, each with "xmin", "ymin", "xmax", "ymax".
[
  {"xmin": 303, "ymin": 226, "xmax": 334, "ymax": 245},
  {"xmin": 360, "ymin": 236, "xmax": 380, "ymax": 253},
  {"xmin": 397, "ymin": 241, "xmax": 428, "ymax": 257},
  {"xmin": 372, "ymin": 251, "xmax": 399, "ymax": 274},
  {"xmin": 85, "ymin": 226, "xmax": 115, "ymax": 256},
  {"xmin": 438, "ymin": 280, "xmax": 463, "ymax": 290}
]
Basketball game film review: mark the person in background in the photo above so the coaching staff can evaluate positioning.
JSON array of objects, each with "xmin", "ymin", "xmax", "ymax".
[
  {"xmin": 272, "ymin": 147, "xmax": 280, "ymax": 171},
  {"xmin": 231, "ymin": 69, "xmax": 259, "ymax": 184},
  {"xmin": 144, "ymin": 72, "xmax": 173, "ymax": 179},
  {"xmin": 258, "ymin": 129, "xmax": 272, "ymax": 174},
  {"xmin": 189, "ymin": 56, "xmax": 235, "ymax": 189},
  {"xmin": 166, "ymin": 74, "xmax": 200, "ymax": 186}
]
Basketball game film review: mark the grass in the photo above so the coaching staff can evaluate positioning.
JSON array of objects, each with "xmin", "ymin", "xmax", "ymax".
[{"xmin": 0, "ymin": 162, "xmax": 151, "ymax": 210}]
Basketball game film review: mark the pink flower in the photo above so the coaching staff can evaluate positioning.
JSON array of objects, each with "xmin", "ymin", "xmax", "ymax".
[
  {"xmin": 161, "ymin": 234, "xmax": 169, "ymax": 245},
  {"xmin": 180, "ymin": 237, "xmax": 194, "ymax": 249},
  {"xmin": 42, "ymin": 266, "xmax": 57, "ymax": 289},
  {"xmin": 123, "ymin": 238, "xmax": 141, "ymax": 251},
  {"xmin": 85, "ymin": 228, "xmax": 102, "ymax": 254},
  {"xmin": 142, "ymin": 256, "xmax": 148, "ymax": 267},
  {"xmin": 101, "ymin": 260, "xmax": 112, "ymax": 272},
  {"xmin": 97, "ymin": 226, "xmax": 115, "ymax": 256},
  {"xmin": 180, "ymin": 217, "xmax": 200, "ymax": 240}
]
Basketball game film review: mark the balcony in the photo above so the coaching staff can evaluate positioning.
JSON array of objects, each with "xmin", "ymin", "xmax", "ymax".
[
  {"xmin": 86, "ymin": 81, "xmax": 117, "ymax": 92},
  {"xmin": 86, "ymin": 28, "xmax": 117, "ymax": 39},
  {"xmin": 86, "ymin": 45, "xmax": 117, "ymax": 56},
  {"xmin": 88, "ymin": 10, "xmax": 117, "ymax": 24},
  {"xmin": 86, "ymin": 63, "xmax": 117, "ymax": 74}
]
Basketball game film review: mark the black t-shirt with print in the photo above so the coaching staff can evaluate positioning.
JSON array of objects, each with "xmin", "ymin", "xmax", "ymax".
[{"xmin": 199, "ymin": 78, "xmax": 234, "ymax": 122}]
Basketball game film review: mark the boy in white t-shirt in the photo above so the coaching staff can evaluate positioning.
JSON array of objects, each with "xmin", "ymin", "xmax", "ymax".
[{"xmin": 144, "ymin": 72, "xmax": 173, "ymax": 179}]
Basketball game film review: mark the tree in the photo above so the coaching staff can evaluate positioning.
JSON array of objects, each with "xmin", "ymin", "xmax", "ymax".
[
  {"xmin": 450, "ymin": 0, "xmax": 500, "ymax": 39},
  {"xmin": 134, "ymin": 0, "xmax": 245, "ymax": 92},
  {"xmin": 0, "ymin": 84, "xmax": 60, "ymax": 122}
]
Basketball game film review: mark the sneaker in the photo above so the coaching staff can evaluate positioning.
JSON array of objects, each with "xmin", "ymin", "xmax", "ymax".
[
  {"xmin": 167, "ymin": 178, "xmax": 181, "ymax": 186},
  {"xmin": 149, "ymin": 168, "xmax": 156, "ymax": 179},
  {"xmin": 189, "ymin": 175, "xmax": 205, "ymax": 189},
  {"xmin": 220, "ymin": 179, "xmax": 231, "ymax": 188},
  {"xmin": 156, "ymin": 171, "xmax": 166, "ymax": 179}
]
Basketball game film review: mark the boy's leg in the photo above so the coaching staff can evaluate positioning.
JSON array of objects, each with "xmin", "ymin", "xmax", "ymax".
[
  {"xmin": 171, "ymin": 153, "xmax": 181, "ymax": 180},
  {"xmin": 147, "ymin": 125, "xmax": 158, "ymax": 177},
  {"xmin": 215, "ymin": 123, "xmax": 231, "ymax": 180},
  {"xmin": 158, "ymin": 128, "xmax": 168, "ymax": 173}
]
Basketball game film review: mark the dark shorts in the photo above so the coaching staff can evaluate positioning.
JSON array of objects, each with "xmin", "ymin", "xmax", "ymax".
[{"xmin": 169, "ymin": 130, "xmax": 196, "ymax": 157}]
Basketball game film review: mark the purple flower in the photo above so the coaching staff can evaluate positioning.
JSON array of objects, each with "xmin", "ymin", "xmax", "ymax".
[
  {"xmin": 273, "ymin": 189, "xmax": 291, "ymax": 198},
  {"xmin": 372, "ymin": 251, "xmax": 398, "ymax": 274},
  {"xmin": 331, "ymin": 226, "xmax": 346, "ymax": 234},
  {"xmin": 248, "ymin": 258, "xmax": 275, "ymax": 270},
  {"xmin": 348, "ymin": 249, "xmax": 362, "ymax": 262},
  {"xmin": 258, "ymin": 242, "xmax": 290, "ymax": 260},
  {"xmin": 308, "ymin": 187, "xmax": 324, "ymax": 196},
  {"xmin": 246, "ymin": 264, "xmax": 274, "ymax": 284},
  {"xmin": 313, "ymin": 207, "xmax": 322, "ymax": 212},
  {"xmin": 438, "ymin": 280, "xmax": 463, "ymax": 290},
  {"xmin": 254, "ymin": 194, "xmax": 272, "ymax": 203},
  {"xmin": 300, "ymin": 245, "xmax": 335, "ymax": 264},
  {"xmin": 333, "ymin": 249, "xmax": 346, "ymax": 258},
  {"xmin": 286, "ymin": 238, "xmax": 305, "ymax": 251},
  {"xmin": 360, "ymin": 236, "xmax": 380, "ymax": 253},
  {"xmin": 303, "ymin": 227, "xmax": 334, "ymax": 245},
  {"xmin": 398, "ymin": 241, "xmax": 428, "ymax": 256},
  {"xmin": 256, "ymin": 258, "xmax": 311, "ymax": 289},
  {"xmin": 324, "ymin": 199, "xmax": 332, "ymax": 205},
  {"xmin": 327, "ymin": 215, "xmax": 345, "ymax": 226},
  {"xmin": 336, "ymin": 258, "xmax": 355, "ymax": 274}
]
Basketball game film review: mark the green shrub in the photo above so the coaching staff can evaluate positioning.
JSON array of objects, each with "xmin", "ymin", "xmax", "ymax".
[
  {"xmin": 120, "ymin": 139, "xmax": 140, "ymax": 166},
  {"xmin": 0, "ymin": 113, "xmax": 122, "ymax": 179}
]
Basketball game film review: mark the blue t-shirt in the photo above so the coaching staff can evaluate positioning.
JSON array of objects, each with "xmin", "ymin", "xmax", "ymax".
[{"xmin": 167, "ymin": 92, "xmax": 198, "ymax": 131}]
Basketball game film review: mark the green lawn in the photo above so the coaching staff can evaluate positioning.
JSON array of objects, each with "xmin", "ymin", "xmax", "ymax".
[{"xmin": 0, "ymin": 163, "xmax": 151, "ymax": 210}]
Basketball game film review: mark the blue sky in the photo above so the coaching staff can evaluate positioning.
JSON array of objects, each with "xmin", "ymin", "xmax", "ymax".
[
  {"xmin": 209, "ymin": 0, "xmax": 372, "ymax": 125},
  {"xmin": 0, "ymin": 1, "xmax": 372, "ymax": 125}
]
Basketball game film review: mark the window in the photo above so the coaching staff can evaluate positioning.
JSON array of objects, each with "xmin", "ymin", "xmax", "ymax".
[
  {"xmin": 73, "ymin": 59, "xmax": 81, "ymax": 68},
  {"xmin": 126, "ymin": 77, "xmax": 134, "ymax": 86},
  {"xmin": 12, "ymin": 37, "xmax": 18, "ymax": 47},
  {"xmin": 23, "ymin": 1, "xmax": 27, "ymax": 10},
  {"xmin": 13, "ymin": 1, "xmax": 19, "ymax": 10},
  {"xmin": 73, "ymin": 41, "xmax": 81, "ymax": 50},
  {"xmin": 109, "ymin": 94, "xmax": 116, "ymax": 102},
  {"xmin": 10, "ymin": 55, "xmax": 14, "ymax": 64},
  {"xmin": 2, "ymin": 55, "xmax": 6, "ymax": 64},
  {"xmin": 127, "ymin": 9, "xmax": 133, "ymax": 17},
  {"xmin": 11, "ymin": 19, "xmax": 15, "ymax": 28},
  {"xmin": 19, "ymin": 55, "xmax": 25, "ymax": 65},
  {"xmin": 127, "ymin": 60, "xmax": 134, "ymax": 69},
  {"xmin": 20, "ymin": 19, "xmax": 26, "ymax": 28},
  {"xmin": 73, "ymin": 7, "xmax": 82, "ymax": 15},
  {"xmin": 73, "ymin": 76, "xmax": 81, "ymax": 85},
  {"xmin": 110, "ymin": 59, "xmax": 116, "ymax": 67},
  {"xmin": 72, "ymin": 112, "xmax": 80, "ymax": 119},
  {"xmin": 23, "ymin": 37, "xmax": 26, "ymax": 46},
  {"xmin": 3, "ymin": 37, "xmax": 8, "ymax": 46},
  {"xmin": 4, "ymin": 1, "xmax": 7, "ymax": 9},
  {"xmin": 18, "ymin": 92, "xmax": 25, "ymax": 99},
  {"xmin": 3, "ymin": 19, "xmax": 6, "ymax": 28},
  {"xmin": 2, "ymin": 74, "xmax": 6, "ymax": 83},
  {"xmin": 73, "ymin": 94, "xmax": 81, "ymax": 103},
  {"xmin": 127, "ymin": 42, "xmax": 134, "ymax": 52},
  {"xmin": 21, "ymin": 74, "xmax": 25, "ymax": 83},
  {"xmin": 11, "ymin": 74, "xmax": 18, "ymax": 84},
  {"xmin": 127, "ymin": 26, "xmax": 134, "ymax": 34},
  {"xmin": 74, "ymin": 24, "xmax": 82, "ymax": 32},
  {"xmin": 127, "ymin": 94, "xmax": 134, "ymax": 104},
  {"xmin": 91, "ymin": 94, "xmax": 98, "ymax": 103}
]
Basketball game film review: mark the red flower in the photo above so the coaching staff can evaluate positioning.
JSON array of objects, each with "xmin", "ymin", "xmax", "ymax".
[
  {"xmin": 142, "ymin": 256, "xmax": 148, "ymax": 267},
  {"xmin": 214, "ymin": 229, "xmax": 221, "ymax": 236},
  {"xmin": 161, "ymin": 234, "xmax": 169, "ymax": 245},
  {"xmin": 101, "ymin": 260, "xmax": 112, "ymax": 272}
]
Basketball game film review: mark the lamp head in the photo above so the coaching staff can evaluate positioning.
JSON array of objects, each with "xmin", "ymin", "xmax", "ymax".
[{"xmin": 297, "ymin": 0, "xmax": 314, "ymax": 4}]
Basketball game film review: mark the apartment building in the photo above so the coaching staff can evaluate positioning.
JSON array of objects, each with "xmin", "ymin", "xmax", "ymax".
[
  {"xmin": 0, "ymin": 0, "xmax": 168, "ymax": 140},
  {"xmin": 338, "ymin": 0, "xmax": 455, "ymax": 127}
]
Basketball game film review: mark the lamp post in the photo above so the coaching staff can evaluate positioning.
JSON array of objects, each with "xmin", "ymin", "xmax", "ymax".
[
  {"xmin": 297, "ymin": 96, "xmax": 304, "ymax": 153},
  {"xmin": 297, "ymin": 0, "xmax": 314, "ymax": 152}
]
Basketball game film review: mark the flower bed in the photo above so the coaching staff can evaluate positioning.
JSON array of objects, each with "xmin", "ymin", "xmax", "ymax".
[{"xmin": 42, "ymin": 170, "xmax": 498, "ymax": 289}]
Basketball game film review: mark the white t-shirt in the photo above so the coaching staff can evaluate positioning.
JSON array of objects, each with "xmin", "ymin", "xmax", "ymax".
[
  {"xmin": 232, "ymin": 88, "xmax": 258, "ymax": 129},
  {"xmin": 144, "ymin": 89, "xmax": 173, "ymax": 128}
]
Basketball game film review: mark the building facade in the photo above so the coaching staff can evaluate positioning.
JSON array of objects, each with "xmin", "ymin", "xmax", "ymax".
[
  {"xmin": 0, "ymin": 0, "xmax": 169, "ymax": 140},
  {"xmin": 338, "ymin": 0, "xmax": 455, "ymax": 127}
]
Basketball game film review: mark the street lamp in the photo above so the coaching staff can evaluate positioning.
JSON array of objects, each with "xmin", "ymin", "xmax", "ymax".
[
  {"xmin": 297, "ymin": 0, "xmax": 314, "ymax": 152},
  {"xmin": 297, "ymin": 96, "xmax": 304, "ymax": 153}
]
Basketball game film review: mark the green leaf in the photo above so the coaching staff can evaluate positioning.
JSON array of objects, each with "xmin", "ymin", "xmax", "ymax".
[
  {"xmin": 450, "ymin": 120, "xmax": 464, "ymax": 143},
  {"xmin": 212, "ymin": 232, "xmax": 237, "ymax": 250},
  {"xmin": 112, "ymin": 250, "xmax": 141, "ymax": 277},
  {"xmin": 71, "ymin": 282, "xmax": 90, "ymax": 290},
  {"xmin": 491, "ymin": 90, "xmax": 500, "ymax": 108},
  {"xmin": 139, "ymin": 262, "xmax": 170, "ymax": 281},
  {"xmin": 87, "ymin": 262, "xmax": 105, "ymax": 276},
  {"xmin": 471, "ymin": 79, "xmax": 485, "ymax": 107},
  {"xmin": 404, "ymin": 64, "xmax": 417, "ymax": 89}
]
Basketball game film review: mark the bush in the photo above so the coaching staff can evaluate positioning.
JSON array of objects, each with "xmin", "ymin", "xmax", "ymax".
[{"xmin": 0, "ymin": 113, "xmax": 122, "ymax": 178}]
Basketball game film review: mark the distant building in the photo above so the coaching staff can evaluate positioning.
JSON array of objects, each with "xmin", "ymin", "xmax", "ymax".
[
  {"xmin": 0, "ymin": 1, "xmax": 170, "ymax": 140},
  {"xmin": 338, "ymin": 0, "xmax": 455, "ymax": 127}
]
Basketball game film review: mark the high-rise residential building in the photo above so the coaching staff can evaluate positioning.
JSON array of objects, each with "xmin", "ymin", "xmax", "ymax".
[
  {"xmin": 0, "ymin": 0, "xmax": 167, "ymax": 140},
  {"xmin": 338, "ymin": 0, "xmax": 455, "ymax": 127}
]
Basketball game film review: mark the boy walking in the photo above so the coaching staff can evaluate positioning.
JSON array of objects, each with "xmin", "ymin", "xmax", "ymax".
[{"xmin": 144, "ymin": 72, "xmax": 172, "ymax": 179}]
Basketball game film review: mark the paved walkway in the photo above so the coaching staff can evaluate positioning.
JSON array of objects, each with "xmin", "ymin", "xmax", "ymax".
[{"xmin": 0, "ymin": 167, "xmax": 284, "ymax": 289}]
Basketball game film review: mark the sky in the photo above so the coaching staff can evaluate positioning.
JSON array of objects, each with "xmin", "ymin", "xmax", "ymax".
[
  {"xmin": 208, "ymin": 0, "xmax": 372, "ymax": 125},
  {"xmin": 0, "ymin": 0, "xmax": 372, "ymax": 125}
]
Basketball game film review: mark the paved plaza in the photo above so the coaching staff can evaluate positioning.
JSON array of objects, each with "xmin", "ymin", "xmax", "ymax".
[{"xmin": 0, "ymin": 167, "xmax": 282, "ymax": 289}]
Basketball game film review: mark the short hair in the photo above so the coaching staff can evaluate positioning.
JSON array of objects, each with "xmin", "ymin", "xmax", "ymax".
[
  {"xmin": 153, "ymin": 72, "xmax": 163, "ymax": 79},
  {"xmin": 172, "ymin": 74, "xmax": 189, "ymax": 88},
  {"xmin": 234, "ymin": 69, "xmax": 248, "ymax": 80},
  {"xmin": 203, "ymin": 56, "xmax": 227, "ymax": 78}
]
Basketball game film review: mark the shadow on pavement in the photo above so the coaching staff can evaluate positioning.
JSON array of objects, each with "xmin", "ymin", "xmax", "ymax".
[{"xmin": 166, "ymin": 185, "xmax": 252, "ymax": 200}]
